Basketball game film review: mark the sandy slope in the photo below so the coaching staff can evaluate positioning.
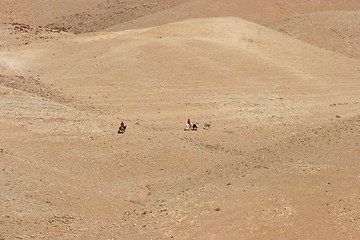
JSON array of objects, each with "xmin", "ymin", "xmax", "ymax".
[
  {"xmin": 267, "ymin": 10, "xmax": 360, "ymax": 60},
  {"xmin": 1, "ymin": 17, "xmax": 360, "ymax": 239},
  {"xmin": 2, "ymin": 0, "xmax": 360, "ymax": 33},
  {"xmin": 46, "ymin": 0, "xmax": 190, "ymax": 34},
  {"xmin": 0, "ymin": 0, "xmax": 190, "ymax": 33},
  {"xmin": 4, "ymin": 17, "xmax": 360, "ymax": 105},
  {"xmin": 106, "ymin": 0, "xmax": 360, "ymax": 31},
  {"xmin": 2, "ymin": 0, "xmax": 360, "ymax": 61}
]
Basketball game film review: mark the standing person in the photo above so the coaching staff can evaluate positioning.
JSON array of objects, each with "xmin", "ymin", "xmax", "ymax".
[
  {"xmin": 187, "ymin": 119, "xmax": 191, "ymax": 126},
  {"xmin": 121, "ymin": 121, "xmax": 125, "ymax": 128}
]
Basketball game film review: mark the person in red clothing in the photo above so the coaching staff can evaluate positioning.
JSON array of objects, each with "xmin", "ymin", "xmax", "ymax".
[
  {"xmin": 187, "ymin": 119, "xmax": 191, "ymax": 126},
  {"xmin": 118, "ymin": 121, "xmax": 126, "ymax": 134}
]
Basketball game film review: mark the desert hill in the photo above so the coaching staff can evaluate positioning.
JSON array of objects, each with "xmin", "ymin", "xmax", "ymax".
[
  {"xmin": 0, "ymin": 0, "xmax": 189, "ymax": 32},
  {"xmin": 106, "ymin": 0, "xmax": 360, "ymax": 32},
  {"xmin": 3, "ymin": 17, "xmax": 360, "ymax": 119},
  {"xmin": 268, "ymin": 10, "xmax": 360, "ymax": 59},
  {"xmin": 2, "ymin": 0, "xmax": 360, "ymax": 59},
  {"xmin": 1, "ymin": 17, "xmax": 360, "ymax": 239},
  {"xmin": 2, "ymin": 0, "xmax": 360, "ymax": 33}
]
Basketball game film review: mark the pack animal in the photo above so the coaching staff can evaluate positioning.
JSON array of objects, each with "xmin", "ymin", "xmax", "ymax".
[
  {"xmin": 192, "ymin": 123, "xmax": 199, "ymax": 131},
  {"xmin": 118, "ymin": 126, "xmax": 126, "ymax": 134},
  {"xmin": 203, "ymin": 121, "xmax": 211, "ymax": 130}
]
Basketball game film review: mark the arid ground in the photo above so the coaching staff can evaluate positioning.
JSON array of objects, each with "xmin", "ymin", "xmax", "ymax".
[{"xmin": 1, "ymin": 1, "xmax": 360, "ymax": 239}]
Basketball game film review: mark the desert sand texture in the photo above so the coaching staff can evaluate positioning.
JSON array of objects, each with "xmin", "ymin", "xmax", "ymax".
[
  {"xmin": 0, "ymin": 0, "xmax": 104, "ymax": 26},
  {"xmin": 105, "ymin": 0, "xmax": 360, "ymax": 31},
  {"xmin": 1, "ymin": 2, "xmax": 360, "ymax": 240},
  {"xmin": 2, "ymin": 0, "xmax": 360, "ymax": 33},
  {"xmin": 267, "ymin": 10, "xmax": 360, "ymax": 60},
  {"xmin": 0, "ymin": 0, "xmax": 190, "ymax": 33}
]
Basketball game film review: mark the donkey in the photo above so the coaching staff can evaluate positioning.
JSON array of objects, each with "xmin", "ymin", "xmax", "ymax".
[{"xmin": 203, "ymin": 121, "xmax": 211, "ymax": 130}]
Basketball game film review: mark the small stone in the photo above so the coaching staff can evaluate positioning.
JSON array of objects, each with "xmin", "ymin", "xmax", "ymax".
[{"xmin": 215, "ymin": 208, "xmax": 220, "ymax": 211}]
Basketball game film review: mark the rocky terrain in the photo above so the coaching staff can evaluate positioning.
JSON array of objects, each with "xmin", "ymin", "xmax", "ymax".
[{"xmin": 0, "ymin": 23, "xmax": 71, "ymax": 49}]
